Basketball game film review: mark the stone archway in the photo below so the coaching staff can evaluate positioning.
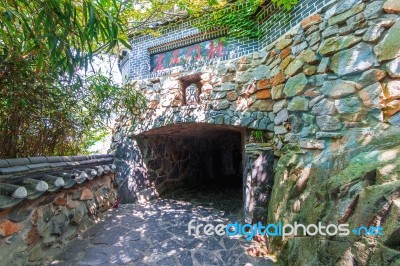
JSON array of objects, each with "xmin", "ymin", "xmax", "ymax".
[
  {"xmin": 124, "ymin": 123, "xmax": 274, "ymax": 223},
  {"xmin": 136, "ymin": 123, "xmax": 245, "ymax": 195}
]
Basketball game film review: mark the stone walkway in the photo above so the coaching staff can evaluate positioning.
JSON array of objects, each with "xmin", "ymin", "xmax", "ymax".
[{"xmin": 52, "ymin": 196, "xmax": 275, "ymax": 265}]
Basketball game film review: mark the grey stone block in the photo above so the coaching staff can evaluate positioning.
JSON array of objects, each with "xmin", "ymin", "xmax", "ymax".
[
  {"xmin": 60, "ymin": 156, "xmax": 73, "ymax": 162},
  {"xmin": 0, "ymin": 166, "xmax": 30, "ymax": 174},
  {"xmin": 6, "ymin": 158, "xmax": 30, "ymax": 167},
  {"xmin": 78, "ymin": 160, "xmax": 96, "ymax": 166},
  {"xmin": 66, "ymin": 162, "xmax": 81, "ymax": 167},
  {"xmin": 388, "ymin": 112, "xmax": 400, "ymax": 125},
  {"xmin": 46, "ymin": 156, "xmax": 63, "ymax": 163},
  {"xmin": 299, "ymin": 139, "xmax": 325, "ymax": 150},
  {"xmin": 316, "ymin": 132, "xmax": 344, "ymax": 139},
  {"xmin": 50, "ymin": 162, "xmax": 69, "ymax": 168},
  {"xmin": 240, "ymin": 117, "xmax": 254, "ymax": 127},
  {"xmin": 28, "ymin": 157, "xmax": 48, "ymax": 164},
  {"xmin": 84, "ymin": 158, "xmax": 112, "ymax": 165},
  {"xmin": 0, "ymin": 160, "xmax": 9, "ymax": 168},
  {"xmin": 26, "ymin": 163, "xmax": 52, "ymax": 170},
  {"xmin": 99, "ymin": 158, "xmax": 113, "ymax": 164},
  {"xmin": 71, "ymin": 156, "xmax": 87, "ymax": 161},
  {"xmin": 91, "ymin": 154, "xmax": 113, "ymax": 159}
]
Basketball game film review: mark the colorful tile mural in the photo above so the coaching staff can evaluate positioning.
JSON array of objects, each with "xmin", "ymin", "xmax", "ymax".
[{"xmin": 150, "ymin": 37, "xmax": 228, "ymax": 72}]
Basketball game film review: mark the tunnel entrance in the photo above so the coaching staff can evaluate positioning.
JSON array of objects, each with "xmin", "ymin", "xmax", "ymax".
[{"xmin": 135, "ymin": 123, "xmax": 245, "ymax": 215}]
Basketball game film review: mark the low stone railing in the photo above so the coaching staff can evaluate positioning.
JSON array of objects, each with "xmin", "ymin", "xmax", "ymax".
[{"xmin": 0, "ymin": 154, "xmax": 117, "ymax": 264}]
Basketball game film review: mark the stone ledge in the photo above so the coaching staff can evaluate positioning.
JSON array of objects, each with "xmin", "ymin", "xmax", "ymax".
[
  {"xmin": 0, "ymin": 156, "xmax": 113, "ymax": 174},
  {"xmin": 0, "ymin": 154, "xmax": 116, "ymax": 211},
  {"xmin": 0, "ymin": 173, "xmax": 116, "ymax": 264},
  {"xmin": 1, "ymin": 154, "xmax": 113, "ymax": 168}
]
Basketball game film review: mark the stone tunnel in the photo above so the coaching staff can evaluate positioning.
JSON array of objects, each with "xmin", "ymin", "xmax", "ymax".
[
  {"xmin": 115, "ymin": 121, "xmax": 275, "ymax": 223},
  {"xmin": 136, "ymin": 123, "xmax": 244, "ymax": 196}
]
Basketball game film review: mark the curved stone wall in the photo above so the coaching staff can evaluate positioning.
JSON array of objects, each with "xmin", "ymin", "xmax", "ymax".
[{"xmin": 0, "ymin": 155, "xmax": 117, "ymax": 264}]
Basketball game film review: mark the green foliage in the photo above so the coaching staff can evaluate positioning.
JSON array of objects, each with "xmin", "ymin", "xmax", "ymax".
[
  {"xmin": 194, "ymin": 1, "xmax": 262, "ymax": 39},
  {"xmin": 250, "ymin": 130, "xmax": 266, "ymax": 143},
  {"xmin": 80, "ymin": 128, "xmax": 109, "ymax": 155},
  {"xmin": 0, "ymin": 0, "xmax": 146, "ymax": 158},
  {"xmin": 127, "ymin": 0, "xmax": 299, "ymax": 39},
  {"xmin": 180, "ymin": 0, "xmax": 298, "ymax": 39},
  {"xmin": 0, "ymin": 56, "xmax": 146, "ymax": 158},
  {"xmin": 271, "ymin": 0, "xmax": 299, "ymax": 10},
  {"xmin": 0, "ymin": 0, "xmax": 130, "ymax": 77}
]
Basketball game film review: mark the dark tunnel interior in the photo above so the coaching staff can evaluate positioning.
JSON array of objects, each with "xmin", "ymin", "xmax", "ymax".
[{"xmin": 136, "ymin": 123, "xmax": 245, "ymax": 214}]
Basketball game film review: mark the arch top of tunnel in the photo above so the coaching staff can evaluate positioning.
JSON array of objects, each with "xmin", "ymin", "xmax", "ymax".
[{"xmin": 136, "ymin": 122, "xmax": 246, "ymax": 139}]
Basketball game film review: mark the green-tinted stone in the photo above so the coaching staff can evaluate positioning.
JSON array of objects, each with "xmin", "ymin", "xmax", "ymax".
[
  {"xmin": 335, "ymin": 96, "xmax": 363, "ymax": 114},
  {"xmin": 283, "ymin": 73, "xmax": 308, "ymax": 97},
  {"xmin": 285, "ymin": 58, "xmax": 304, "ymax": 77},
  {"xmin": 331, "ymin": 43, "xmax": 377, "ymax": 76},
  {"xmin": 328, "ymin": 3, "xmax": 365, "ymax": 25},
  {"xmin": 374, "ymin": 20, "xmax": 400, "ymax": 62},
  {"xmin": 318, "ymin": 35, "xmax": 361, "ymax": 56},
  {"xmin": 299, "ymin": 49, "xmax": 319, "ymax": 64},
  {"xmin": 287, "ymin": 96, "xmax": 310, "ymax": 111}
]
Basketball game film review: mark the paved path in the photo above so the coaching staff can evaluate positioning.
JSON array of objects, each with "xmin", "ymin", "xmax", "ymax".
[{"xmin": 53, "ymin": 199, "xmax": 275, "ymax": 265}]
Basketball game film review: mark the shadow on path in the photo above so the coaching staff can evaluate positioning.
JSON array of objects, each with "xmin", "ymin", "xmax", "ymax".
[{"xmin": 52, "ymin": 187, "xmax": 274, "ymax": 265}]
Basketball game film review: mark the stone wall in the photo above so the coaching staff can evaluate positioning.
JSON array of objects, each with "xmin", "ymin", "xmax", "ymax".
[
  {"xmin": 258, "ymin": 0, "xmax": 335, "ymax": 48},
  {"xmin": 111, "ymin": 133, "xmax": 149, "ymax": 204},
  {"xmin": 264, "ymin": 0, "xmax": 400, "ymax": 263},
  {"xmin": 112, "ymin": 0, "xmax": 400, "ymax": 263},
  {"xmin": 0, "ymin": 174, "xmax": 116, "ymax": 264}
]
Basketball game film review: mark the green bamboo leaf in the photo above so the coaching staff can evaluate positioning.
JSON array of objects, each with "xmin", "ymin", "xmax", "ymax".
[{"xmin": 118, "ymin": 38, "xmax": 131, "ymax": 49}]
